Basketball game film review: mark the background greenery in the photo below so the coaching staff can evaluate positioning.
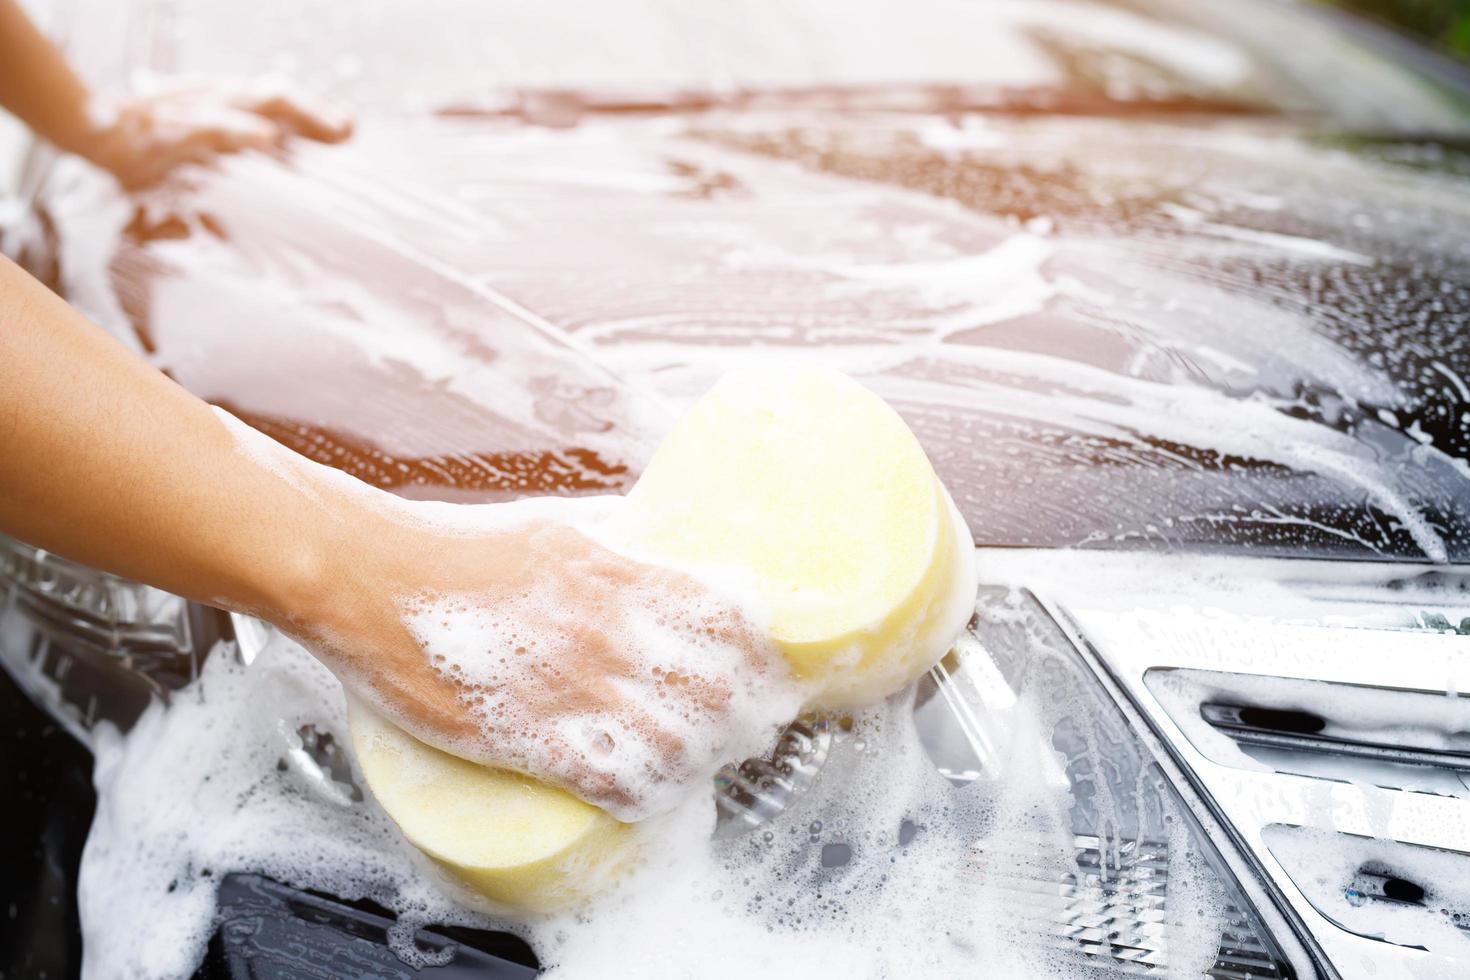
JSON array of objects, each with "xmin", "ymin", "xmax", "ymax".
[{"xmin": 1330, "ymin": 0, "xmax": 1470, "ymax": 59}]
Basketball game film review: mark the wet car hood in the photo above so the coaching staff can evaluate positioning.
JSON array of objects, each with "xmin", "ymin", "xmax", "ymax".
[{"xmin": 11, "ymin": 102, "xmax": 1470, "ymax": 561}]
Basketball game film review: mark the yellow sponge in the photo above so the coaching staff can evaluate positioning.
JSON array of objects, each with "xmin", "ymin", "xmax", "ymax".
[
  {"xmin": 617, "ymin": 365, "xmax": 974, "ymax": 708},
  {"xmin": 348, "ymin": 365, "xmax": 975, "ymax": 912},
  {"xmin": 348, "ymin": 701, "xmax": 629, "ymax": 914}
]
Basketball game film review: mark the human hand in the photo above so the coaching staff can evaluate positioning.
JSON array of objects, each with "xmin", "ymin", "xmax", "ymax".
[
  {"xmin": 71, "ymin": 78, "xmax": 351, "ymax": 188},
  {"xmin": 282, "ymin": 502, "xmax": 794, "ymax": 822}
]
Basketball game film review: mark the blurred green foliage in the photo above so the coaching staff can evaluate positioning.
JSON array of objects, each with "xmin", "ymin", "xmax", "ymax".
[{"xmin": 1331, "ymin": 0, "xmax": 1470, "ymax": 58}]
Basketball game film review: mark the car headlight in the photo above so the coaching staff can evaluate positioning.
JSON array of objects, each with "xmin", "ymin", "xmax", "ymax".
[
  {"xmin": 0, "ymin": 534, "xmax": 229, "ymax": 736},
  {"xmin": 909, "ymin": 586, "xmax": 1309, "ymax": 977}
]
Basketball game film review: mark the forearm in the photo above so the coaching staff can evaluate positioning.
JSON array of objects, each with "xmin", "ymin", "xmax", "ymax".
[
  {"xmin": 0, "ymin": 255, "xmax": 352, "ymax": 620},
  {"xmin": 0, "ymin": 0, "xmax": 96, "ymax": 155}
]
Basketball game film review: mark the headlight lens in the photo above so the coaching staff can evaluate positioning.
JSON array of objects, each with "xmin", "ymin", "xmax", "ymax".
[
  {"xmin": 914, "ymin": 588, "xmax": 1306, "ymax": 977},
  {"xmin": 0, "ymin": 535, "xmax": 229, "ymax": 734}
]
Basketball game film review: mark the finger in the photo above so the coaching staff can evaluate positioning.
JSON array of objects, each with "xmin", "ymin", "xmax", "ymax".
[
  {"xmin": 534, "ymin": 662, "xmax": 622, "ymax": 718},
  {"xmin": 561, "ymin": 619, "xmax": 635, "ymax": 682},
  {"xmin": 240, "ymin": 93, "xmax": 353, "ymax": 143},
  {"xmin": 671, "ymin": 670, "xmax": 733, "ymax": 716},
  {"xmin": 588, "ymin": 695, "xmax": 690, "ymax": 775},
  {"xmin": 197, "ymin": 109, "xmax": 282, "ymax": 153},
  {"xmin": 538, "ymin": 741, "xmax": 637, "ymax": 814},
  {"xmin": 112, "ymin": 143, "xmax": 216, "ymax": 190},
  {"xmin": 130, "ymin": 137, "xmax": 245, "ymax": 188},
  {"xmin": 570, "ymin": 768, "xmax": 636, "ymax": 815}
]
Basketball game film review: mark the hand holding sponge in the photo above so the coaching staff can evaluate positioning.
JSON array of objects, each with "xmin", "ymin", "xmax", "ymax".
[{"xmin": 349, "ymin": 366, "xmax": 976, "ymax": 912}]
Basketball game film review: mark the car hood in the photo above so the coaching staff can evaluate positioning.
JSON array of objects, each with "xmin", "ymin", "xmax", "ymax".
[{"xmin": 9, "ymin": 104, "xmax": 1470, "ymax": 561}]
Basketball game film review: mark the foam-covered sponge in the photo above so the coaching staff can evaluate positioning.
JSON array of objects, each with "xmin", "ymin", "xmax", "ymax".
[
  {"xmin": 348, "ymin": 701, "xmax": 629, "ymax": 913},
  {"xmin": 617, "ymin": 365, "xmax": 975, "ymax": 708},
  {"xmin": 349, "ymin": 365, "xmax": 976, "ymax": 911}
]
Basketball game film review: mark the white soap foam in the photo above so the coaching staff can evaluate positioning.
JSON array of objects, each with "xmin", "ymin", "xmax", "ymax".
[
  {"xmin": 518, "ymin": 599, "xmax": 1235, "ymax": 980},
  {"xmin": 76, "ymin": 633, "xmax": 490, "ymax": 980},
  {"xmin": 67, "ymin": 635, "xmax": 1217, "ymax": 979},
  {"xmin": 529, "ymin": 690, "xmax": 1055, "ymax": 980},
  {"xmin": 1262, "ymin": 824, "xmax": 1470, "ymax": 955},
  {"xmin": 55, "ymin": 562, "xmax": 1252, "ymax": 980}
]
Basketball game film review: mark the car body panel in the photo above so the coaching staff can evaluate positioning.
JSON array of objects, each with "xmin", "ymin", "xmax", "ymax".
[{"xmin": 15, "ymin": 101, "xmax": 1470, "ymax": 559}]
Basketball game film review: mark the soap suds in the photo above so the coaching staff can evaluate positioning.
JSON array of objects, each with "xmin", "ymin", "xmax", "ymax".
[
  {"xmin": 1262, "ymin": 824, "xmax": 1470, "ymax": 955},
  {"xmin": 76, "ymin": 633, "xmax": 487, "ymax": 980},
  {"xmin": 48, "ymin": 546, "xmax": 1259, "ymax": 979},
  {"xmin": 530, "ymin": 690, "xmax": 1061, "ymax": 980}
]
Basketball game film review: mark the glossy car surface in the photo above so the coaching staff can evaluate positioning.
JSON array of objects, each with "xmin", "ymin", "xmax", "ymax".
[{"xmin": 9, "ymin": 0, "xmax": 1468, "ymax": 561}]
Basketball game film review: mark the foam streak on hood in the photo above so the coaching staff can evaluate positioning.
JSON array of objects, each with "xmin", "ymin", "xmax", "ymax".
[{"xmin": 16, "ymin": 100, "xmax": 1468, "ymax": 558}]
